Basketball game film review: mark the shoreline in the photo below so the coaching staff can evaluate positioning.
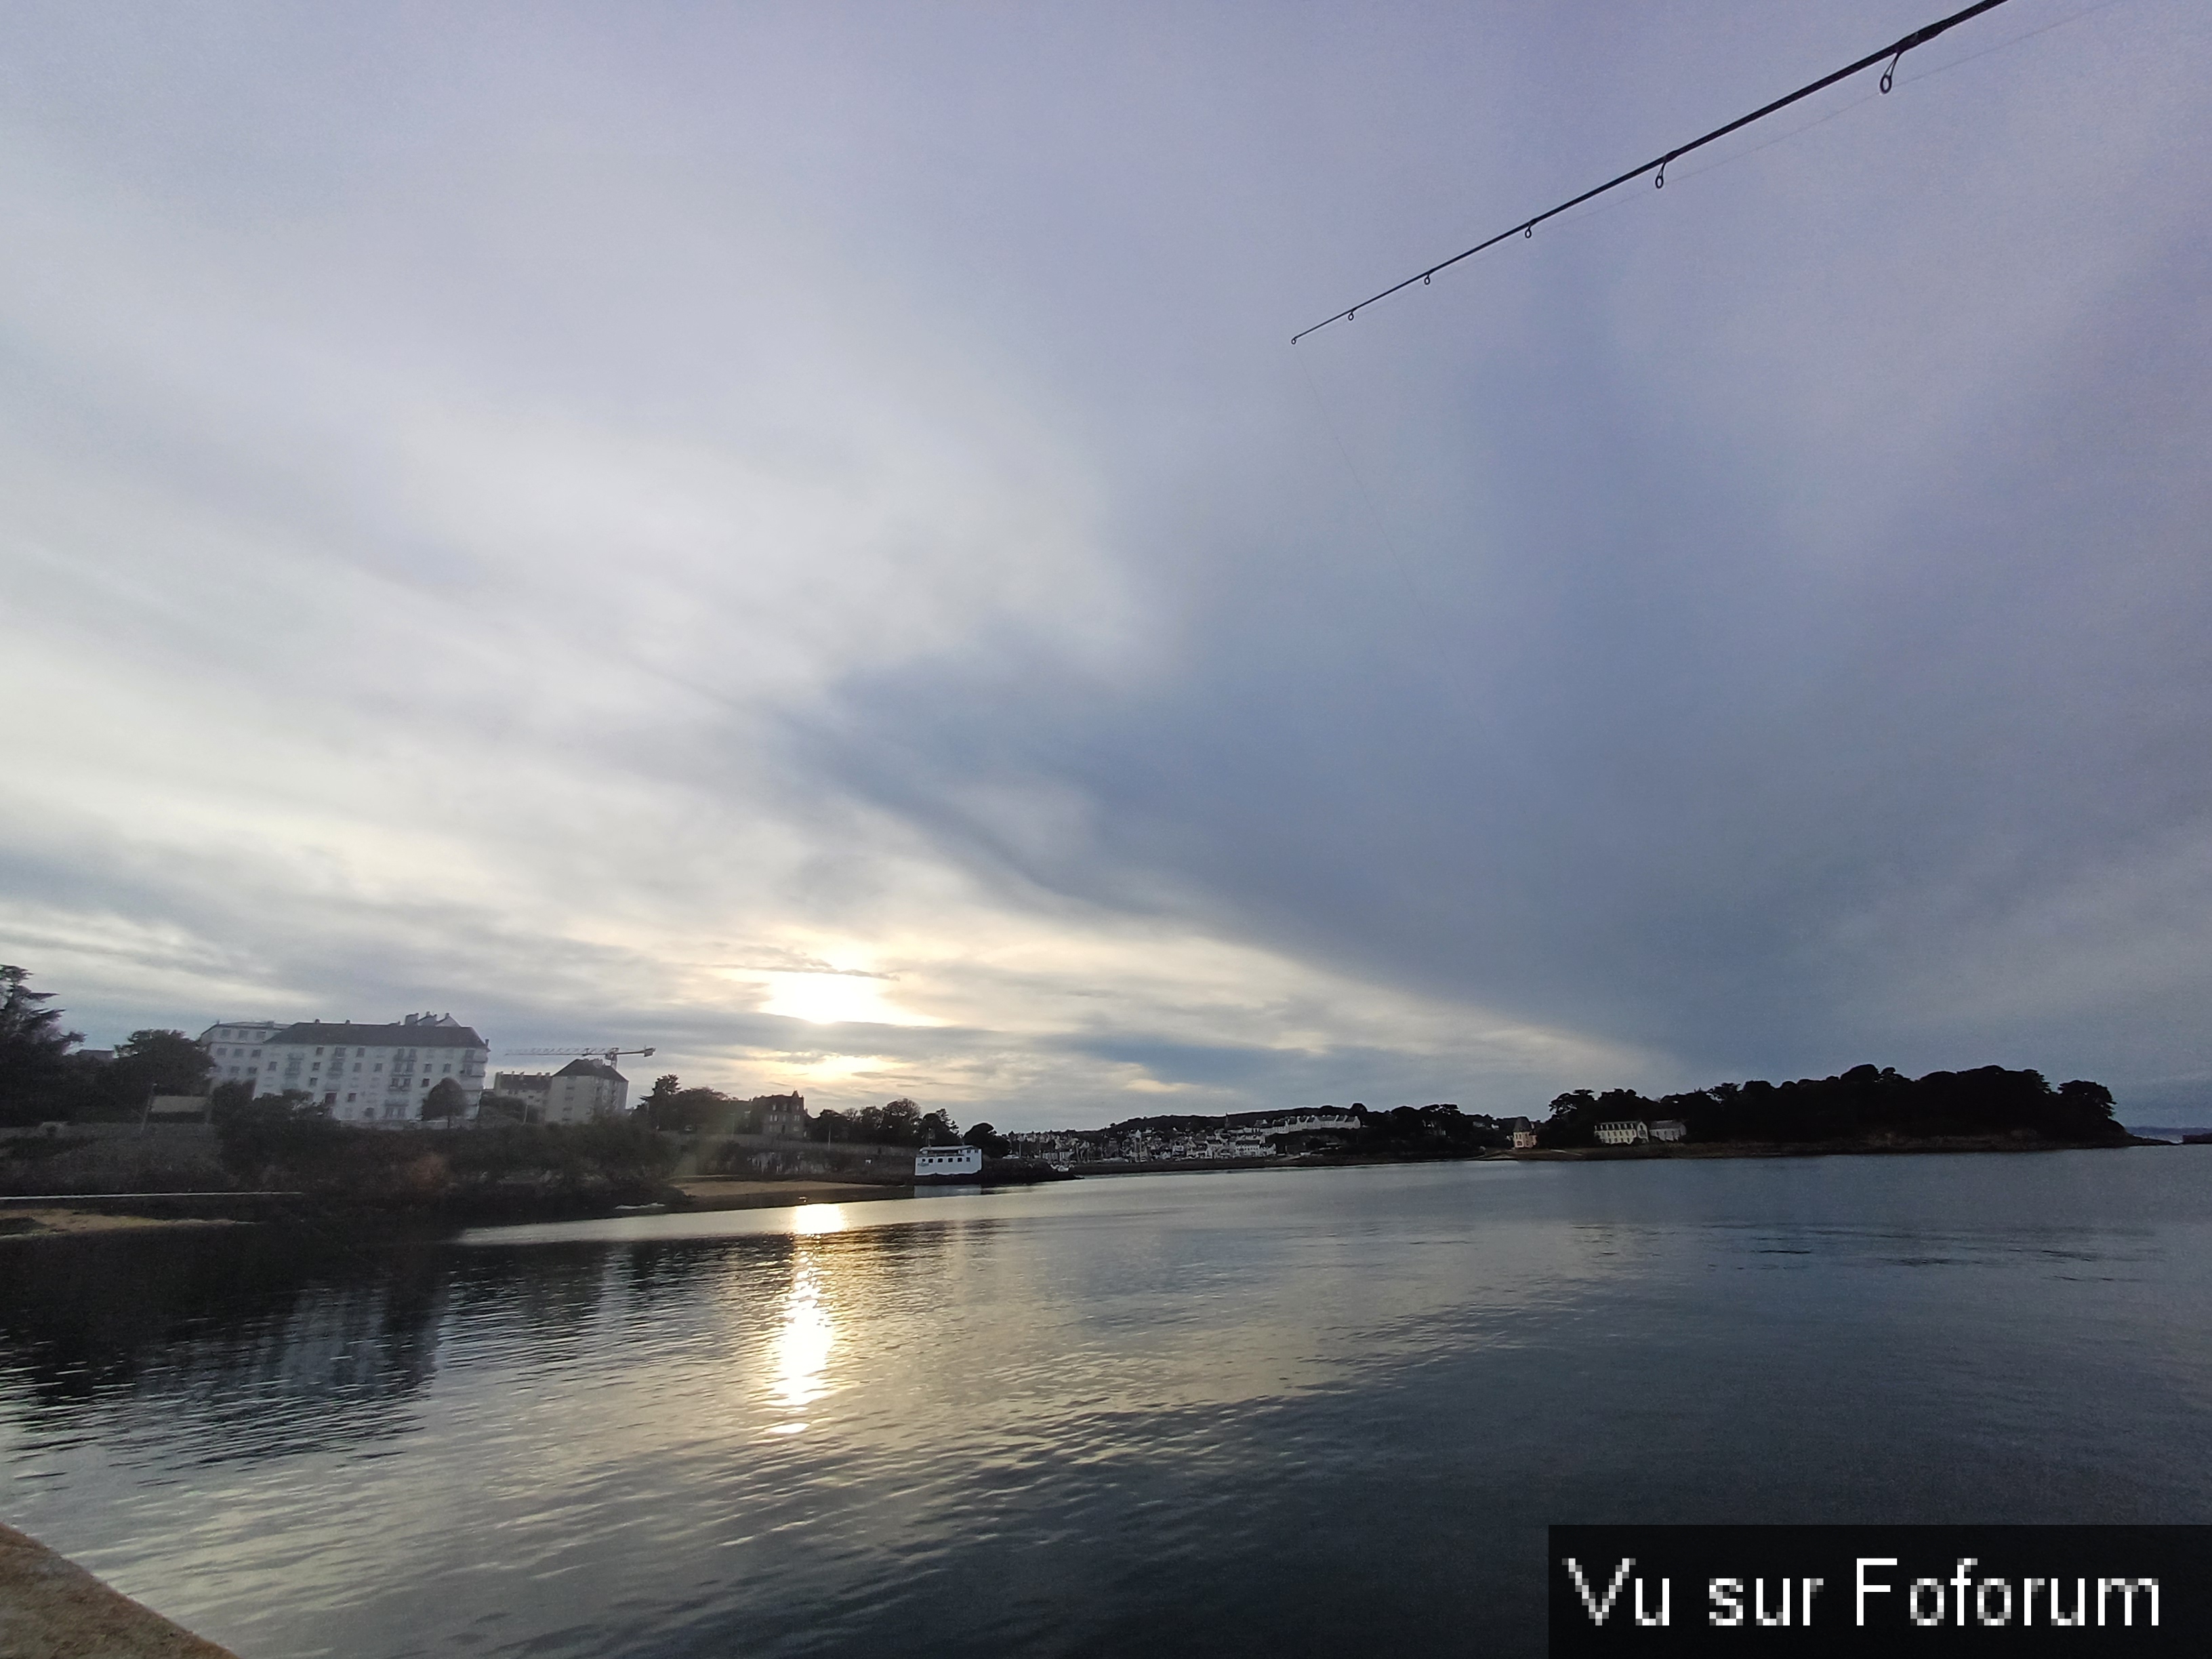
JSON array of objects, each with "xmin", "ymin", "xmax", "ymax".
[
  {"xmin": 673, "ymin": 1176, "xmax": 911, "ymax": 1211},
  {"xmin": 1490, "ymin": 1133, "xmax": 2166, "ymax": 1161},
  {"xmin": 0, "ymin": 1521, "xmax": 236, "ymax": 1657},
  {"xmin": 0, "ymin": 1137, "xmax": 2174, "ymax": 1243},
  {"xmin": 0, "ymin": 1208, "xmax": 249, "ymax": 1242},
  {"xmin": 1066, "ymin": 1133, "xmax": 2167, "ymax": 1179}
]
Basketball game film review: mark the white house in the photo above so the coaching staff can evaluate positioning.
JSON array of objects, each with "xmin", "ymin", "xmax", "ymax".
[
  {"xmin": 252, "ymin": 1013, "xmax": 489, "ymax": 1126},
  {"xmin": 541, "ymin": 1058, "xmax": 628, "ymax": 1124},
  {"xmin": 1650, "ymin": 1120, "xmax": 1688, "ymax": 1143},
  {"xmin": 1260, "ymin": 1108, "xmax": 1362, "ymax": 1134},
  {"xmin": 1595, "ymin": 1120, "xmax": 1650, "ymax": 1146},
  {"xmin": 491, "ymin": 1071, "xmax": 554, "ymax": 1113},
  {"xmin": 915, "ymin": 1144, "xmax": 983, "ymax": 1178},
  {"xmin": 199, "ymin": 1020, "xmax": 287, "ymax": 1086}
]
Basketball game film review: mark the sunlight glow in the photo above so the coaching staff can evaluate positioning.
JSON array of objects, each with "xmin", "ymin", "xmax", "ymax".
[
  {"xmin": 754, "ymin": 970, "xmax": 941, "ymax": 1027},
  {"xmin": 768, "ymin": 1246, "xmax": 836, "ymax": 1434}
]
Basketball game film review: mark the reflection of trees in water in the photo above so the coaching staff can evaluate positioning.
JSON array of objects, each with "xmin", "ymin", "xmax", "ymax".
[
  {"xmin": 0, "ymin": 1213, "xmax": 1007, "ymax": 1460},
  {"xmin": 0, "ymin": 1229, "xmax": 454, "ymax": 1460},
  {"xmin": 444, "ymin": 1244, "xmax": 609, "ymax": 1360}
]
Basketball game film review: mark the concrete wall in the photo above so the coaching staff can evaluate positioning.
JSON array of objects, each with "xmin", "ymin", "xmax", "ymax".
[{"xmin": 0, "ymin": 1520, "xmax": 237, "ymax": 1657}]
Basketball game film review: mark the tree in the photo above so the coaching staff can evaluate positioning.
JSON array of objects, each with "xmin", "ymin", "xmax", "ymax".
[
  {"xmin": 0, "ymin": 966, "xmax": 83, "ymax": 1126},
  {"xmin": 662, "ymin": 1086, "xmax": 738, "ymax": 1134},
  {"xmin": 476, "ymin": 1092, "xmax": 532, "ymax": 1124},
  {"xmin": 918, "ymin": 1108, "xmax": 960, "ymax": 1146},
  {"xmin": 962, "ymin": 1122, "xmax": 1010, "ymax": 1159},
  {"xmin": 644, "ymin": 1073, "xmax": 681, "ymax": 1128},
  {"xmin": 209, "ymin": 1079, "xmax": 257, "ymax": 1113},
  {"xmin": 422, "ymin": 1077, "xmax": 470, "ymax": 1124},
  {"xmin": 212, "ymin": 1090, "xmax": 340, "ymax": 1180},
  {"xmin": 2058, "ymin": 1079, "xmax": 2116, "ymax": 1120},
  {"xmin": 104, "ymin": 1030, "xmax": 213, "ymax": 1111}
]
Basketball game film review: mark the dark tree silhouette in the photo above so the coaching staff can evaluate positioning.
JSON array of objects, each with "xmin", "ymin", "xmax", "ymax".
[
  {"xmin": 0, "ymin": 965, "xmax": 83, "ymax": 1126},
  {"xmin": 962, "ymin": 1122, "xmax": 1010, "ymax": 1158},
  {"xmin": 421, "ymin": 1078, "xmax": 469, "ymax": 1123},
  {"xmin": 106, "ymin": 1030, "xmax": 213, "ymax": 1107},
  {"xmin": 1535, "ymin": 1065, "xmax": 2123, "ymax": 1149}
]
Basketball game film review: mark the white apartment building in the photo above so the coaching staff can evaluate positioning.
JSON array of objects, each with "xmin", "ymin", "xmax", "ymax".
[
  {"xmin": 541, "ymin": 1058, "xmax": 628, "ymax": 1124},
  {"xmin": 238, "ymin": 1012, "xmax": 489, "ymax": 1125},
  {"xmin": 200, "ymin": 1020, "xmax": 287, "ymax": 1084},
  {"xmin": 1595, "ymin": 1120, "xmax": 1650, "ymax": 1146}
]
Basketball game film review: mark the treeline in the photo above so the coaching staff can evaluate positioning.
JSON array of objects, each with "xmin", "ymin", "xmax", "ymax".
[
  {"xmin": 213, "ymin": 1092, "xmax": 676, "ymax": 1206},
  {"xmin": 0, "ymin": 965, "xmax": 215, "ymax": 1126},
  {"xmin": 1538, "ymin": 1065, "xmax": 2123, "ymax": 1148},
  {"xmin": 628, "ymin": 1076, "xmax": 806, "ymax": 1135},
  {"xmin": 1357, "ymin": 1104, "xmax": 1510, "ymax": 1152},
  {"xmin": 638, "ymin": 1076, "xmax": 965, "ymax": 1148},
  {"xmin": 808, "ymin": 1096, "xmax": 959, "ymax": 1147}
]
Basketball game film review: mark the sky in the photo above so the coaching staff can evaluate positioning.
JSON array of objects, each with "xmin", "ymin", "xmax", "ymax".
[{"xmin": 3, "ymin": 0, "xmax": 2209, "ymax": 1128}]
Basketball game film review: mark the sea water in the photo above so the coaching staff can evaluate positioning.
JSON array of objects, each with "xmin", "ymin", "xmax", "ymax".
[{"xmin": 3, "ymin": 1152, "xmax": 2208, "ymax": 1657}]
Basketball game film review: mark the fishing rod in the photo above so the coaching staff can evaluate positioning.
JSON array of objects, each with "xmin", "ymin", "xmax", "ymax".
[{"xmin": 1292, "ymin": 0, "xmax": 2018, "ymax": 344}]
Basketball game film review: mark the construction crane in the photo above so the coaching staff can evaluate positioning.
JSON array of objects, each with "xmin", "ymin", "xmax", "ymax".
[{"xmin": 504, "ymin": 1046, "xmax": 657, "ymax": 1066}]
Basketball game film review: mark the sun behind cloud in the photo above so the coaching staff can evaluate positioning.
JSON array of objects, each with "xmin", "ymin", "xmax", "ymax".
[{"xmin": 752, "ymin": 970, "xmax": 942, "ymax": 1028}]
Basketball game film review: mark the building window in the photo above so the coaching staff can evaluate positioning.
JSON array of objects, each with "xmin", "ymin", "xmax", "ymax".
[{"xmin": 346, "ymin": 1093, "xmax": 356, "ymax": 1103}]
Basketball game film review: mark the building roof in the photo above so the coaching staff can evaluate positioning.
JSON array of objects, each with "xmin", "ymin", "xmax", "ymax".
[
  {"xmin": 554, "ymin": 1058, "xmax": 625, "ymax": 1082},
  {"xmin": 268, "ymin": 1021, "xmax": 485, "ymax": 1048}
]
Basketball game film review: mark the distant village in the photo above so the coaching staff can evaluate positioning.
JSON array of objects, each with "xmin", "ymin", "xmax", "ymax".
[
  {"xmin": 14, "ymin": 973, "xmax": 2132, "ymax": 1199},
  {"xmin": 170, "ymin": 1008, "xmax": 1550, "ymax": 1168}
]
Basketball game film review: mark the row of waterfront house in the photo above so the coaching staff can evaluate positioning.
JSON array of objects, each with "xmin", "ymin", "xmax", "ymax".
[
  {"xmin": 1004, "ymin": 1107, "xmax": 1368, "ymax": 1168},
  {"xmin": 199, "ymin": 1011, "xmax": 626, "ymax": 1127},
  {"xmin": 1594, "ymin": 1118, "xmax": 1689, "ymax": 1145}
]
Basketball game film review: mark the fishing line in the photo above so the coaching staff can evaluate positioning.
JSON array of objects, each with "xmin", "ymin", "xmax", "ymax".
[{"xmin": 1292, "ymin": 344, "xmax": 1485, "ymax": 716}]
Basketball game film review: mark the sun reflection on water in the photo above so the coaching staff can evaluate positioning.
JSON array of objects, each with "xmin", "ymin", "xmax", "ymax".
[{"xmin": 767, "ymin": 1206, "xmax": 846, "ymax": 1433}]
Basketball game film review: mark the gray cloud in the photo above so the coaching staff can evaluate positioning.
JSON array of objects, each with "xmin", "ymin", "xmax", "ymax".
[{"xmin": 3, "ymin": 0, "xmax": 2209, "ymax": 1124}]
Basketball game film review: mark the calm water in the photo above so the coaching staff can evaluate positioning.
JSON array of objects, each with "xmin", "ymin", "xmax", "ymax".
[{"xmin": 3, "ymin": 1153, "xmax": 2209, "ymax": 1657}]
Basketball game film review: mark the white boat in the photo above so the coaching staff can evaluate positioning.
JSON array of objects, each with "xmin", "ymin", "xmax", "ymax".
[{"xmin": 913, "ymin": 1145, "xmax": 983, "ymax": 1179}]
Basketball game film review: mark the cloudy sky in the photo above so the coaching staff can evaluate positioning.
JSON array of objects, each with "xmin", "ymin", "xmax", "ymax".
[{"xmin": 3, "ymin": 0, "xmax": 2208, "ymax": 1127}]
